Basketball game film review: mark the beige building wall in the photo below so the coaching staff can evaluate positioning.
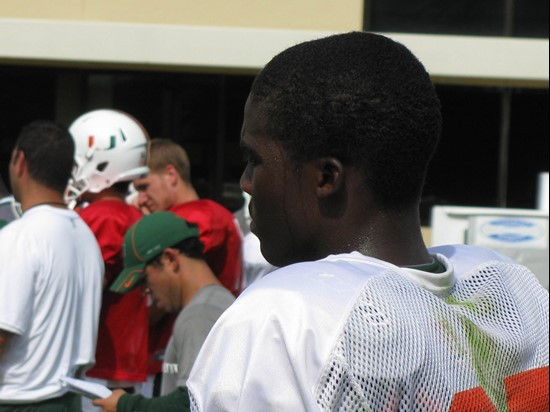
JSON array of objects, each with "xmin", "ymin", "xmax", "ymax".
[
  {"xmin": 0, "ymin": 1, "xmax": 547, "ymax": 87},
  {"xmin": 0, "ymin": 0, "xmax": 364, "ymax": 31}
]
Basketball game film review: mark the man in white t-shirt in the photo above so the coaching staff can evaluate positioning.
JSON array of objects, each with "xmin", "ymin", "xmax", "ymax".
[
  {"xmin": 182, "ymin": 32, "xmax": 549, "ymax": 411},
  {"xmin": 0, "ymin": 121, "xmax": 104, "ymax": 410}
]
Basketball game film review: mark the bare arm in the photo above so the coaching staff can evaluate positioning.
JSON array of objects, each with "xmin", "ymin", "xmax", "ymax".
[{"xmin": 0, "ymin": 329, "xmax": 13, "ymax": 363}]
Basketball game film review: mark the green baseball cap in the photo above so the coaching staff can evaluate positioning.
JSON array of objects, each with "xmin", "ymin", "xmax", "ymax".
[{"xmin": 110, "ymin": 211, "xmax": 200, "ymax": 293}]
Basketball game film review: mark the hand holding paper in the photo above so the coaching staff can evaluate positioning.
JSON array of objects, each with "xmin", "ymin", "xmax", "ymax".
[
  {"xmin": 92, "ymin": 389, "xmax": 127, "ymax": 412},
  {"xmin": 60, "ymin": 377, "xmax": 112, "ymax": 400}
]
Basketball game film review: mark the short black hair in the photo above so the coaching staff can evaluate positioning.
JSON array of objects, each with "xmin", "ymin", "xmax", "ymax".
[
  {"xmin": 250, "ymin": 32, "xmax": 442, "ymax": 210},
  {"xmin": 171, "ymin": 236, "xmax": 204, "ymax": 260},
  {"xmin": 148, "ymin": 226, "xmax": 205, "ymax": 267},
  {"xmin": 112, "ymin": 181, "xmax": 131, "ymax": 196},
  {"xmin": 14, "ymin": 121, "xmax": 75, "ymax": 194}
]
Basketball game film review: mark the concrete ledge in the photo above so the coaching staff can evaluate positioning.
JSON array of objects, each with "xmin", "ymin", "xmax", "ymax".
[{"xmin": 1, "ymin": 18, "xmax": 548, "ymax": 88}]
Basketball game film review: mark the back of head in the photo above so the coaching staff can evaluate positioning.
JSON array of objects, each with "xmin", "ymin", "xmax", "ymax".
[
  {"xmin": 250, "ymin": 31, "xmax": 442, "ymax": 211},
  {"xmin": 14, "ymin": 121, "xmax": 75, "ymax": 194},
  {"xmin": 66, "ymin": 109, "xmax": 150, "ymax": 201},
  {"xmin": 148, "ymin": 138, "xmax": 191, "ymax": 183}
]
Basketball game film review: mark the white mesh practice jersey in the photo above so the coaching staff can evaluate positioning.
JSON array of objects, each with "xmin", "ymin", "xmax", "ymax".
[{"xmin": 187, "ymin": 245, "xmax": 549, "ymax": 411}]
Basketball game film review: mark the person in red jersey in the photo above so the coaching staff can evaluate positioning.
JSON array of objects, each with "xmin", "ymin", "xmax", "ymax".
[
  {"xmin": 133, "ymin": 138, "xmax": 243, "ymax": 296},
  {"xmin": 133, "ymin": 138, "xmax": 243, "ymax": 385},
  {"xmin": 66, "ymin": 109, "xmax": 150, "ymax": 407}
]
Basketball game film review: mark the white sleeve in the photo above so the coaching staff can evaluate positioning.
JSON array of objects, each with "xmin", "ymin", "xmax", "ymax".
[
  {"xmin": 186, "ymin": 261, "xmax": 372, "ymax": 412},
  {"xmin": 0, "ymin": 225, "xmax": 36, "ymax": 335},
  {"xmin": 186, "ymin": 306, "xmax": 313, "ymax": 411},
  {"xmin": 185, "ymin": 281, "xmax": 339, "ymax": 412}
]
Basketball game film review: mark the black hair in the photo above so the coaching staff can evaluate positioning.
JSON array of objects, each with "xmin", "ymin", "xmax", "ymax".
[
  {"xmin": 14, "ymin": 121, "xmax": 75, "ymax": 194},
  {"xmin": 250, "ymin": 31, "xmax": 442, "ymax": 210},
  {"xmin": 112, "ymin": 181, "xmax": 131, "ymax": 196},
  {"xmin": 171, "ymin": 236, "xmax": 205, "ymax": 260},
  {"xmin": 148, "ymin": 224, "xmax": 205, "ymax": 266}
]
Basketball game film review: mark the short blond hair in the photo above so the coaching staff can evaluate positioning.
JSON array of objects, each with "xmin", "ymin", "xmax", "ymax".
[{"xmin": 148, "ymin": 138, "xmax": 191, "ymax": 183}]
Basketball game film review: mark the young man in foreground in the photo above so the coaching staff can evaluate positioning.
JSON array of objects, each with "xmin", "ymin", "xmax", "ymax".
[
  {"xmin": 186, "ymin": 32, "xmax": 549, "ymax": 411},
  {"xmin": 99, "ymin": 31, "xmax": 549, "ymax": 411}
]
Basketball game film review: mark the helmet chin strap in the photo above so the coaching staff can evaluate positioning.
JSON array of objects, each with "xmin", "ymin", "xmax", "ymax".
[
  {"xmin": 67, "ymin": 199, "xmax": 78, "ymax": 210},
  {"xmin": 64, "ymin": 178, "xmax": 89, "ymax": 210}
]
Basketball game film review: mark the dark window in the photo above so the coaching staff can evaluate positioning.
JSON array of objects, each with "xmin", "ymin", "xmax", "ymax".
[
  {"xmin": 111, "ymin": 72, "xmax": 252, "ymax": 208},
  {"xmin": 514, "ymin": 0, "xmax": 549, "ymax": 38},
  {"xmin": 0, "ymin": 66, "xmax": 57, "ymax": 188},
  {"xmin": 113, "ymin": 72, "xmax": 220, "ymax": 199},
  {"xmin": 424, "ymin": 87, "xmax": 502, "ymax": 209},
  {"xmin": 365, "ymin": 0, "xmax": 505, "ymax": 36},
  {"xmin": 1, "ymin": 65, "xmax": 547, "ymax": 214},
  {"xmin": 365, "ymin": 0, "xmax": 549, "ymax": 38},
  {"xmin": 421, "ymin": 85, "xmax": 549, "ymax": 224},
  {"xmin": 507, "ymin": 89, "xmax": 549, "ymax": 208}
]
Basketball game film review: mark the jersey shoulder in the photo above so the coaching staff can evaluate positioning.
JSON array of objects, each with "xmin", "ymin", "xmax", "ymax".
[
  {"xmin": 79, "ymin": 200, "xmax": 142, "ymax": 227},
  {"xmin": 429, "ymin": 244, "xmax": 517, "ymax": 278},
  {"xmin": 170, "ymin": 199, "xmax": 233, "ymax": 225}
]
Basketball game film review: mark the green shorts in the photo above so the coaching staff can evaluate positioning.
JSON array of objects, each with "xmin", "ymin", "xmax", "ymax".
[{"xmin": 0, "ymin": 392, "xmax": 81, "ymax": 412}]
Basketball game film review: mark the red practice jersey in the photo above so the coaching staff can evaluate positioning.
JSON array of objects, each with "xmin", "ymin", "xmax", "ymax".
[
  {"xmin": 170, "ymin": 199, "xmax": 243, "ymax": 296},
  {"xmin": 79, "ymin": 200, "xmax": 148, "ymax": 382}
]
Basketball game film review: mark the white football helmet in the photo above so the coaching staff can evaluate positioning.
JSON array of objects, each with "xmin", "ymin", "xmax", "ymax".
[{"xmin": 66, "ymin": 109, "xmax": 150, "ymax": 203}]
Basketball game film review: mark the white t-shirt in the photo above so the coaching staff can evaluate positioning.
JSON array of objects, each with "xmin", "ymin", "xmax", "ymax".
[
  {"xmin": 187, "ymin": 245, "xmax": 549, "ymax": 411},
  {"xmin": 0, "ymin": 205, "xmax": 104, "ymax": 403}
]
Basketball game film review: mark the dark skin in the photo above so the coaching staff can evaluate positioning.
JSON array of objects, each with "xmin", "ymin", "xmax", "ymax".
[
  {"xmin": 308, "ymin": 161, "xmax": 431, "ymax": 266},
  {"xmin": 240, "ymin": 96, "xmax": 432, "ymax": 268}
]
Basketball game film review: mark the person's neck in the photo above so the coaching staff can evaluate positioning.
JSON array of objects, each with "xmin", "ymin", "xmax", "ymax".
[
  {"xmin": 315, "ymin": 207, "xmax": 431, "ymax": 267},
  {"xmin": 179, "ymin": 258, "xmax": 221, "ymax": 308},
  {"xmin": 20, "ymin": 184, "xmax": 66, "ymax": 213},
  {"xmin": 355, "ymin": 208, "xmax": 431, "ymax": 266},
  {"xmin": 173, "ymin": 182, "xmax": 200, "ymax": 206},
  {"xmin": 83, "ymin": 188, "xmax": 126, "ymax": 204}
]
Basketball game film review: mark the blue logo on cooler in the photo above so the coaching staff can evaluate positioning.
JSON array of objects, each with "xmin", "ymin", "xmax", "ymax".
[{"xmin": 481, "ymin": 219, "xmax": 543, "ymax": 244}]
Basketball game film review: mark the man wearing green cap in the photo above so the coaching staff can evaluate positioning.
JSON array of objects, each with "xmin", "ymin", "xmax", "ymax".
[{"xmin": 94, "ymin": 211, "xmax": 234, "ymax": 412}]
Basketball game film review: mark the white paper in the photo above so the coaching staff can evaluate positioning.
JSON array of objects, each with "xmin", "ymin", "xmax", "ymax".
[{"xmin": 61, "ymin": 377, "xmax": 113, "ymax": 399}]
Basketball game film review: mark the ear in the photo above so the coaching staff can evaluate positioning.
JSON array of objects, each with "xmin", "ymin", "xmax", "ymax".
[
  {"xmin": 11, "ymin": 149, "xmax": 26, "ymax": 178},
  {"xmin": 314, "ymin": 157, "xmax": 345, "ymax": 198},
  {"xmin": 163, "ymin": 165, "xmax": 179, "ymax": 187},
  {"xmin": 162, "ymin": 248, "xmax": 180, "ymax": 271}
]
